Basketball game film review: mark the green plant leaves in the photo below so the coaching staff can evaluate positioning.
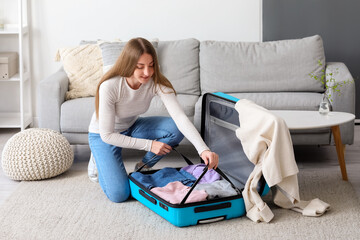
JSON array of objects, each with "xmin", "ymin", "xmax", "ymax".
[{"xmin": 309, "ymin": 60, "xmax": 353, "ymax": 102}]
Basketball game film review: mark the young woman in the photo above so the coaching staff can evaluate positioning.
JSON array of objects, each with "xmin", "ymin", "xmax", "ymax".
[{"xmin": 88, "ymin": 37, "xmax": 219, "ymax": 203}]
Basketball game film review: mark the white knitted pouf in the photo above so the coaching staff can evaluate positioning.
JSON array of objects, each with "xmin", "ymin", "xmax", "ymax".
[{"xmin": 1, "ymin": 128, "xmax": 74, "ymax": 181}]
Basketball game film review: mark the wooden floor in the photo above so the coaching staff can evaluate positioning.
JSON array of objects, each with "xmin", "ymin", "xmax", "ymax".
[{"xmin": 1, "ymin": 126, "xmax": 359, "ymax": 205}]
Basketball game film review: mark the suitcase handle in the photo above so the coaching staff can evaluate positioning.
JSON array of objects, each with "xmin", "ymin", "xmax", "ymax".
[
  {"xmin": 139, "ymin": 190, "xmax": 157, "ymax": 205},
  {"xmin": 194, "ymin": 202, "xmax": 231, "ymax": 213},
  {"xmin": 198, "ymin": 216, "xmax": 225, "ymax": 224}
]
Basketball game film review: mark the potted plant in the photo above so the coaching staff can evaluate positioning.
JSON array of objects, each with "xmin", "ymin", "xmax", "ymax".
[{"xmin": 309, "ymin": 60, "xmax": 354, "ymax": 115}]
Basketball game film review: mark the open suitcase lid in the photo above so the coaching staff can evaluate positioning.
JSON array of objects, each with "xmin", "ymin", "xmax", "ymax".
[{"xmin": 201, "ymin": 92, "xmax": 266, "ymax": 193}]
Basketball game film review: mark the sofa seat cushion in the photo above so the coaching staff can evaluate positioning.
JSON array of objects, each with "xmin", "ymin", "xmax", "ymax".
[
  {"xmin": 200, "ymin": 35, "xmax": 325, "ymax": 93},
  {"xmin": 194, "ymin": 92, "xmax": 323, "ymax": 130},
  {"xmin": 61, "ymin": 94, "xmax": 199, "ymax": 133},
  {"xmin": 229, "ymin": 92, "xmax": 322, "ymax": 110},
  {"xmin": 61, "ymin": 97, "xmax": 95, "ymax": 133},
  {"xmin": 141, "ymin": 94, "xmax": 199, "ymax": 121},
  {"xmin": 229, "ymin": 92, "xmax": 330, "ymax": 134},
  {"xmin": 157, "ymin": 39, "xmax": 200, "ymax": 95}
]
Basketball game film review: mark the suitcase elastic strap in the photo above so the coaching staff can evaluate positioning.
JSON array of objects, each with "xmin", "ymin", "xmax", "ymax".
[
  {"xmin": 134, "ymin": 146, "xmax": 194, "ymax": 172},
  {"xmin": 179, "ymin": 165, "xmax": 242, "ymax": 204},
  {"xmin": 135, "ymin": 146, "xmax": 241, "ymax": 204},
  {"xmin": 171, "ymin": 148, "xmax": 242, "ymax": 204},
  {"xmin": 171, "ymin": 147, "xmax": 194, "ymax": 165},
  {"xmin": 180, "ymin": 165, "xmax": 209, "ymax": 204},
  {"xmin": 172, "ymin": 148, "xmax": 241, "ymax": 191}
]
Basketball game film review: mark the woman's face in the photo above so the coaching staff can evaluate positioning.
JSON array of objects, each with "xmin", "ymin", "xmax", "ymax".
[{"xmin": 127, "ymin": 53, "xmax": 154, "ymax": 89}]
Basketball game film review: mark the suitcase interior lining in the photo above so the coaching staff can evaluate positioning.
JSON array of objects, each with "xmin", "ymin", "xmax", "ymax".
[
  {"xmin": 129, "ymin": 170, "xmax": 242, "ymax": 209},
  {"xmin": 202, "ymin": 94, "xmax": 265, "ymax": 193}
]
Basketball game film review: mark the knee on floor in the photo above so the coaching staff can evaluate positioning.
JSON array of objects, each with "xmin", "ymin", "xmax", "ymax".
[{"xmin": 105, "ymin": 188, "xmax": 130, "ymax": 203}]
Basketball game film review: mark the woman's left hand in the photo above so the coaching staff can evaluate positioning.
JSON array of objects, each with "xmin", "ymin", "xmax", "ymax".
[{"xmin": 200, "ymin": 150, "xmax": 219, "ymax": 169}]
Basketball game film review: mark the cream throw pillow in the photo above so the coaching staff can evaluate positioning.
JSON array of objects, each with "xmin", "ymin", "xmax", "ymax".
[{"xmin": 55, "ymin": 44, "xmax": 103, "ymax": 100}]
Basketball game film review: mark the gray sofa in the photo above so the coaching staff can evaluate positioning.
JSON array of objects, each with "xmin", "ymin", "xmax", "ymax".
[{"xmin": 37, "ymin": 35, "xmax": 355, "ymax": 146}]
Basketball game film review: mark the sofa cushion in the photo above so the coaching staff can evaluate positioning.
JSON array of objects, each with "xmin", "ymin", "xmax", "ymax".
[
  {"xmin": 194, "ymin": 92, "xmax": 323, "ymax": 131},
  {"xmin": 157, "ymin": 39, "xmax": 200, "ymax": 95},
  {"xmin": 200, "ymin": 35, "xmax": 325, "ymax": 93},
  {"xmin": 61, "ymin": 97, "xmax": 95, "ymax": 133},
  {"xmin": 60, "ymin": 94, "xmax": 198, "ymax": 133},
  {"xmin": 55, "ymin": 44, "xmax": 103, "ymax": 100},
  {"xmin": 228, "ymin": 92, "xmax": 323, "ymax": 110},
  {"xmin": 141, "ymin": 94, "xmax": 199, "ymax": 121}
]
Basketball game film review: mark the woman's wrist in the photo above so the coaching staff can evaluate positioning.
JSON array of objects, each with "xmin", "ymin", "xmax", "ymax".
[
  {"xmin": 199, "ymin": 149, "xmax": 211, "ymax": 157},
  {"xmin": 147, "ymin": 140, "xmax": 154, "ymax": 152},
  {"xmin": 199, "ymin": 150, "xmax": 219, "ymax": 169},
  {"xmin": 200, "ymin": 150, "xmax": 209, "ymax": 157}
]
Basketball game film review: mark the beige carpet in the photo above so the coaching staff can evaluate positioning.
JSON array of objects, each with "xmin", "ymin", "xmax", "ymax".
[{"xmin": 0, "ymin": 167, "xmax": 359, "ymax": 240}]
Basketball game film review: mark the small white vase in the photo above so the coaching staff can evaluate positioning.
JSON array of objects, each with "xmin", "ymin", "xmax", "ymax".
[{"xmin": 319, "ymin": 91, "xmax": 332, "ymax": 115}]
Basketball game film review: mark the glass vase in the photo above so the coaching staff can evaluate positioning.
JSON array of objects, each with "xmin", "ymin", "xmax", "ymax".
[{"xmin": 319, "ymin": 90, "xmax": 332, "ymax": 115}]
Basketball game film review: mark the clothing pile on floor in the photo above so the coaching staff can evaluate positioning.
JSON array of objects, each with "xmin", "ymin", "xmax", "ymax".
[{"xmin": 131, "ymin": 164, "xmax": 238, "ymax": 204}]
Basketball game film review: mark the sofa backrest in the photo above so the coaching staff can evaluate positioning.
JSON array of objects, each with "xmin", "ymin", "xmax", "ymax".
[
  {"xmin": 157, "ymin": 39, "xmax": 200, "ymax": 95},
  {"xmin": 199, "ymin": 35, "xmax": 325, "ymax": 93}
]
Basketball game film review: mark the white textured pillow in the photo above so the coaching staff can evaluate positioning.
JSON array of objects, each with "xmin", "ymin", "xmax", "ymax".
[
  {"xmin": 55, "ymin": 44, "xmax": 103, "ymax": 100},
  {"xmin": 99, "ymin": 39, "xmax": 159, "ymax": 73}
]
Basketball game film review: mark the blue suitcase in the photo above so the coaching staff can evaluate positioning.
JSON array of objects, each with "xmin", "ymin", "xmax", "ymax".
[{"xmin": 128, "ymin": 92, "xmax": 270, "ymax": 227}]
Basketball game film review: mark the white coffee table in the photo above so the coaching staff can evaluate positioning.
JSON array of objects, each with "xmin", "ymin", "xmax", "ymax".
[{"xmin": 270, "ymin": 111, "xmax": 355, "ymax": 181}]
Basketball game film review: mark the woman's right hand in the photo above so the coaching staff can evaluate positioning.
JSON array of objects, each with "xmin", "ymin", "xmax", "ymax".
[{"xmin": 151, "ymin": 141, "xmax": 172, "ymax": 156}]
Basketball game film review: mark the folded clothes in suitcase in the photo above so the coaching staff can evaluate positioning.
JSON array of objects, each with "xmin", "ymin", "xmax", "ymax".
[{"xmin": 128, "ymin": 92, "xmax": 270, "ymax": 227}]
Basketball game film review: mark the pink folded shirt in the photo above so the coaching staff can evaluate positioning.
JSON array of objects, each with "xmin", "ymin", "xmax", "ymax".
[{"xmin": 150, "ymin": 181, "xmax": 208, "ymax": 204}]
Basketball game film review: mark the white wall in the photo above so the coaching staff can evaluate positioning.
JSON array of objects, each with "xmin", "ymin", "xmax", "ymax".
[{"xmin": 27, "ymin": 0, "xmax": 261, "ymax": 123}]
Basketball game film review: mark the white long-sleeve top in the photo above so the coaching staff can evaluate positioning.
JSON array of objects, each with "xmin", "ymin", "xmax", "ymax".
[{"xmin": 88, "ymin": 76, "xmax": 209, "ymax": 155}]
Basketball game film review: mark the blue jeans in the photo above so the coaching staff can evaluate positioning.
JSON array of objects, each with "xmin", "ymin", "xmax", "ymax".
[{"xmin": 88, "ymin": 116, "xmax": 184, "ymax": 203}]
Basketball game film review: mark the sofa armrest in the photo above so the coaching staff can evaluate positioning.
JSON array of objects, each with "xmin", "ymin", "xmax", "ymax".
[
  {"xmin": 325, "ymin": 62, "xmax": 355, "ymax": 144},
  {"xmin": 37, "ymin": 69, "xmax": 69, "ymax": 132}
]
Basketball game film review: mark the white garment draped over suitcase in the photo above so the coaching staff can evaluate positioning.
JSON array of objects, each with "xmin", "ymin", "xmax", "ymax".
[{"xmin": 235, "ymin": 99, "xmax": 330, "ymax": 223}]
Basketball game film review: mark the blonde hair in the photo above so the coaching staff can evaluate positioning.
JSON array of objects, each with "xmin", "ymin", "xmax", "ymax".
[{"xmin": 95, "ymin": 37, "xmax": 176, "ymax": 119}]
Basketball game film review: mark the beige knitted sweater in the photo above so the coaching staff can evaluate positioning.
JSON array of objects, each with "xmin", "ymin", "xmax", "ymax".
[{"xmin": 235, "ymin": 99, "xmax": 330, "ymax": 223}]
